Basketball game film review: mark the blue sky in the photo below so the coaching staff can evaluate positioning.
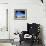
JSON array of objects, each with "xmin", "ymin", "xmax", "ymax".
[{"xmin": 16, "ymin": 12, "xmax": 25, "ymax": 16}]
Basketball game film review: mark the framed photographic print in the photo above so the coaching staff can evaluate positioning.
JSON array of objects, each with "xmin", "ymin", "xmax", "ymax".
[{"xmin": 14, "ymin": 9, "xmax": 27, "ymax": 20}]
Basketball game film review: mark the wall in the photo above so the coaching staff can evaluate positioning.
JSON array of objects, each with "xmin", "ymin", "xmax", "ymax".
[
  {"xmin": 0, "ymin": 0, "xmax": 8, "ymax": 3},
  {"xmin": 43, "ymin": 1, "xmax": 46, "ymax": 45}
]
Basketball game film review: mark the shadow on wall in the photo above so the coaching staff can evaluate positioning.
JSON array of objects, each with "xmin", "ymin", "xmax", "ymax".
[{"xmin": 40, "ymin": 25, "xmax": 45, "ymax": 46}]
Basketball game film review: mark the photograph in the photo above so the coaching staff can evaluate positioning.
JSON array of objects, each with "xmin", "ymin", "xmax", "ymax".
[{"xmin": 14, "ymin": 9, "xmax": 27, "ymax": 20}]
